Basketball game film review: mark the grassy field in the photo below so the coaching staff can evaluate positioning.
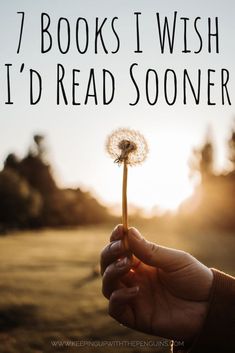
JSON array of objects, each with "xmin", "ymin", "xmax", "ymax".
[{"xmin": 0, "ymin": 224, "xmax": 234, "ymax": 353}]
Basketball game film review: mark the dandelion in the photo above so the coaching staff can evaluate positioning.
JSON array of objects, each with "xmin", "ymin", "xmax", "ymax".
[{"xmin": 106, "ymin": 128, "xmax": 148, "ymax": 250}]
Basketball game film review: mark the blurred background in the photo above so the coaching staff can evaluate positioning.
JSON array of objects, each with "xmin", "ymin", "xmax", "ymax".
[{"xmin": 1, "ymin": 1, "xmax": 235, "ymax": 352}]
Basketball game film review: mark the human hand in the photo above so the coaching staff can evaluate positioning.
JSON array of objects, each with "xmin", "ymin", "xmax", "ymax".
[{"xmin": 100, "ymin": 225, "xmax": 213, "ymax": 344}]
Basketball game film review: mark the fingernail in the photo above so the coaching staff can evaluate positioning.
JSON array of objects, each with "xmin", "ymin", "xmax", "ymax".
[
  {"xmin": 110, "ymin": 240, "xmax": 122, "ymax": 253},
  {"xmin": 112, "ymin": 225, "xmax": 123, "ymax": 240},
  {"xmin": 116, "ymin": 257, "xmax": 128, "ymax": 267},
  {"xmin": 129, "ymin": 228, "xmax": 143, "ymax": 241},
  {"xmin": 114, "ymin": 224, "xmax": 121, "ymax": 232}
]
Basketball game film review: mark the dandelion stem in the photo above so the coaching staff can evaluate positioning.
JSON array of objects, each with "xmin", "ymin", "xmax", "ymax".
[{"xmin": 122, "ymin": 159, "xmax": 129, "ymax": 250}]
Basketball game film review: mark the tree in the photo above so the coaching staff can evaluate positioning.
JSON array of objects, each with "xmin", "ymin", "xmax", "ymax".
[
  {"xmin": 228, "ymin": 127, "xmax": 235, "ymax": 171},
  {"xmin": 33, "ymin": 134, "xmax": 46, "ymax": 158},
  {"xmin": 4, "ymin": 153, "xmax": 19, "ymax": 170},
  {"xmin": 0, "ymin": 134, "xmax": 110, "ymax": 228},
  {"xmin": 0, "ymin": 168, "xmax": 42, "ymax": 227},
  {"xmin": 189, "ymin": 131, "xmax": 214, "ymax": 183}
]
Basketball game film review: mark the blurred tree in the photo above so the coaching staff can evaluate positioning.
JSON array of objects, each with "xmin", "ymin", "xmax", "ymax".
[
  {"xmin": 33, "ymin": 134, "xmax": 46, "ymax": 158},
  {"xmin": 0, "ymin": 168, "xmax": 42, "ymax": 228},
  {"xmin": 199, "ymin": 140, "xmax": 214, "ymax": 181},
  {"xmin": 183, "ymin": 127, "xmax": 235, "ymax": 230},
  {"xmin": 4, "ymin": 153, "xmax": 19, "ymax": 170},
  {"xmin": 18, "ymin": 155, "xmax": 57, "ymax": 195},
  {"xmin": 0, "ymin": 134, "xmax": 110, "ymax": 228},
  {"xmin": 189, "ymin": 131, "xmax": 214, "ymax": 183},
  {"xmin": 40, "ymin": 188, "xmax": 110, "ymax": 226},
  {"xmin": 228, "ymin": 127, "xmax": 235, "ymax": 171}
]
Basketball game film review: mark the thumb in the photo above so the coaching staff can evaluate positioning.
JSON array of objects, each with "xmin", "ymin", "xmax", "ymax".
[{"xmin": 127, "ymin": 227, "xmax": 193, "ymax": 271}]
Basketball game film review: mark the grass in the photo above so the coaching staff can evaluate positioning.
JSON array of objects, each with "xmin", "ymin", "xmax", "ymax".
[{"xmin": 0, "ymin": 224, "xmax": 234, "ymax": 353}]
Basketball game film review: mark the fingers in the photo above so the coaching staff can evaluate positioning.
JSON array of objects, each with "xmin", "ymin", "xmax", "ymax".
[
  {"xmin": 102, "ymin": 257, "xmax": 132, "ymax": 299},
  {"xmin": 100, "ymin": 239, "xmax": 127, "ymax": 276},
  {"xmin": 100, "ymin": 225, "xmax": 130, "ymax": 275},
  {"xmin": 110, "ymin": 224, "xmax": 125, "ymax": 242},
  {"xmin": 127, "ymin": 227, "xmax": 194, "ymax": 272},
  {"xmin": 109, "ymin": 286, "xmax": 139, "ymax": 327},
  {"xmin": 102, "ymin": 224, "xmax": 194, "ymax": 274}
]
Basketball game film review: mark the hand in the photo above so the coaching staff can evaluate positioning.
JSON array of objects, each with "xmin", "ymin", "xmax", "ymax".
[{"xmin": 100, "ymin": 225, "xmax": 213, "ymax": 344}]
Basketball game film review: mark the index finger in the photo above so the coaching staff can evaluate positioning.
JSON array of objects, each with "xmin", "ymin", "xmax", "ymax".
[
  {"xmin": 110, "ymin": 225, "xmax": 125, "ymax": 242},
  {"xmin": 100, "ymin": 240, "xmax": 127, "ymax": 275}
]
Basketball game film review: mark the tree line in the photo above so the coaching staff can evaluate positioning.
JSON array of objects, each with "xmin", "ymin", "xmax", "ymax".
[
  {"xmin": 1, "ymin": 127, "xmax": 235, "ymax": 232},
  {"xmin": 180, "ymin": 125, "xmax": 235, "ymax": 230},
  {"xmin": 0, "ymin": 135, "xmax": 111, "ymax": 230}
]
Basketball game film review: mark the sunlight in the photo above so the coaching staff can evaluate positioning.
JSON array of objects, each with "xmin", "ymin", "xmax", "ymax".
[
  {"xmin": 142, "ymin": 131, "xmax": 194, "ymax": 212},
  {"xmin": 103, "ymin": 131, "xmax": 195, "ymax": 215},
  {"xmin": 129, "ymin": 154, "xmax": 193, "ymax": 213}
]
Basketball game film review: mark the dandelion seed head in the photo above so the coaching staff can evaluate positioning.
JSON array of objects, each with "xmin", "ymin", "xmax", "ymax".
[{"xmin": 106, "ymin": 128, "xmax": 149, "ymax": 166}]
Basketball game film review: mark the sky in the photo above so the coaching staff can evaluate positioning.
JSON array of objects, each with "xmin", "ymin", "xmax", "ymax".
[{"xmin": 0, "ymin": 0, "xmax": 235, "ymax": 214}]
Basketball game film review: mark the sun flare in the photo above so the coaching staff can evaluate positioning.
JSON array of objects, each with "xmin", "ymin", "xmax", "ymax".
[{"xmin": 105, "ymin": 131, "xmax": 195, "ymax": 215}]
